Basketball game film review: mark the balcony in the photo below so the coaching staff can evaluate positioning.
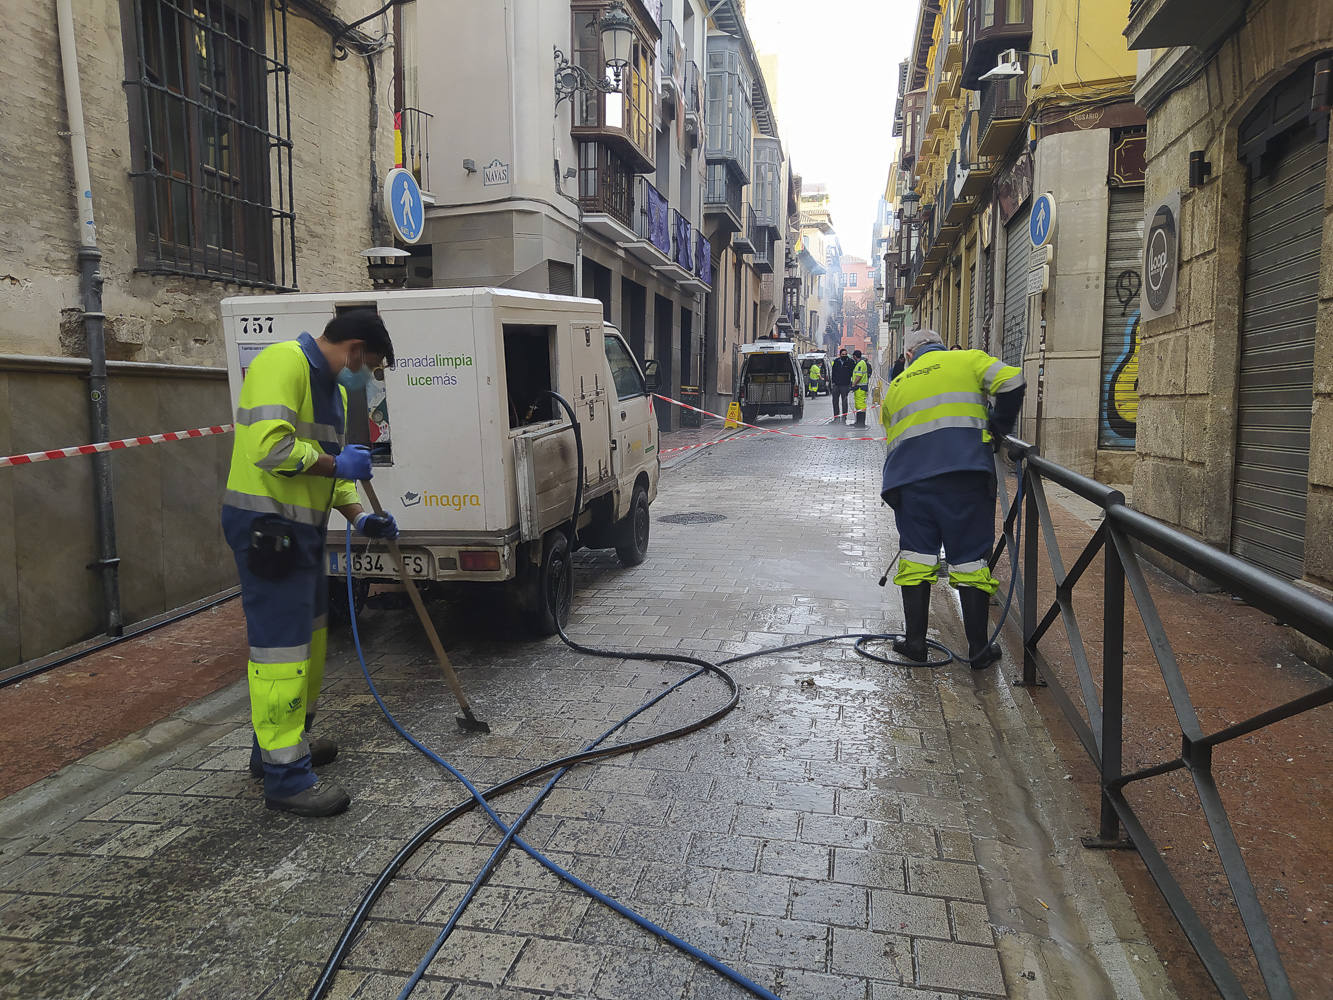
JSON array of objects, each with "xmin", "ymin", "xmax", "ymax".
[
  {"xmin": 394, "ymin": 107, "xmax": 433, "ymax": 195},
  {"xmin": 578, "ymin": 142, "xmax": 634, "ymax": 240},
  {"xmin": 620, "ymin": 176, "xmax": 672, "ymax": 265},
  {"xmin": 961, "ymin": 0, "xmax": 1033, "ymax": 90},
  {"xmin": 943, "ymin": 153, "xmax": 973, "ymax": 228},
  {"xmin": 957, "ymin": 109, "xmax": 997, "ymax": 198},
  {"xmin": 570, "ymin": 3, "xmax": 658, "ymax": 173},
  {"xmin": 704, "ymin": 35, "xmax": 752, "ymax": 183},
  {"xmin": 1125, "ymin": 0, "xmax": 1246, "ymax": 50},
  {"xmin": 659, "ymin": 19, "xmax": 682, "ymax": 118},
  {"xmin": 703, "ymin": 162, "xmax": 744, "ymax": 234},
  {"xmin": 733, "ymin": 205, "xmax": 758, "ymax": 255},
  {"xmin": 683, "ymin": 59, "xmax": 702, "ymax": 145},
  {"xmin": 692, "ymin": 231, "xmax": 713, "ymax": 290},
  {"xmin": 977, "ymin": 76, "xmax": 1026, "ymax": 157},
  {"xmin": 753, "ymin": 226, "xmax": 777, "ymax": 275}
]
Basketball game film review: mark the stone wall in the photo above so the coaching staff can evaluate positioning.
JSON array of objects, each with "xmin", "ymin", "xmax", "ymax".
[
  {"xmin": 1136, "ymin": 0, "xmax": 1333, "ymax": 598},
  {"xmin": 0, "ymin": 1, "xmax": 393, "ymax": 668}
]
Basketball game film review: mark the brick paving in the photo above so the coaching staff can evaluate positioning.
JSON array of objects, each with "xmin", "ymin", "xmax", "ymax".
[{"xmin": 0, "ymin": 424, "xmax": 1177, "ymax": 1000}]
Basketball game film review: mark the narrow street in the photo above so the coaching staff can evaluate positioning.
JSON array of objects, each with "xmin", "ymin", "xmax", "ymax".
[{"xmin": 0, "ymin": 424, "xmax": 1174, "ymax": 1000}]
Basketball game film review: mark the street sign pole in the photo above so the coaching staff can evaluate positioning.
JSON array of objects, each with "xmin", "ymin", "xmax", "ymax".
[{"xmin": 1028, "ymin": 194, "xmax": 1056, "ymax": 451}]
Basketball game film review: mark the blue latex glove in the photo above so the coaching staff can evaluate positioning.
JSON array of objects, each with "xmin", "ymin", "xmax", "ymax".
[
  {"xmin": 332, "ymin": 445, "xmax": 373, "ymax": 481},
  {"xmin": 355, "ymin": 512, "xmax": 399, "ymax": 540}
]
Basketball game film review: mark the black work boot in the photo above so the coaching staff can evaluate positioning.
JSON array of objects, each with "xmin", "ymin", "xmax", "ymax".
[
  {"xmin": 265, "ymin": 779, "xmax": 351, "ymax": 817},
  {"xmin": 959, "ymin": 586, "xmax": 1002, "ymax": 670},
  {"xmin": 854, "ymin": 412, "xmax": 867, "ymax": 427},
  {"xmin": 250, "ymin": 735, "xmax": 339, "ymax": 779},
  {"xmin": 892, "ymin": 584, "xmax": 931, "ymax": 663}
]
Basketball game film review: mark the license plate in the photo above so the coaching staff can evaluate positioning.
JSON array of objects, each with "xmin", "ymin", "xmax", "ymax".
[{"xmin": 328, "ymin": 547, "xmax": 432, "ymax": 579}]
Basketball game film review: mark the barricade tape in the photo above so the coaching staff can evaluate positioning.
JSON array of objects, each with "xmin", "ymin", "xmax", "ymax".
[
  {"xmin": 0, "ymin": 423, "xmax": 234, "ymax": 469},
  {"xmin": 654, "ymin": 394, "xmax": 884, "ymax": 443},
  {"xmin": 660, "ymin": 432, "xmax": 762, "ymax": 456}
]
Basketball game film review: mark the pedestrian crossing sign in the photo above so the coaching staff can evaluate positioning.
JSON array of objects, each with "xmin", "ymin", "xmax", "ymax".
[{"xmin": 724, "ymin": 402, "xmax": 742, "ymax": 428}]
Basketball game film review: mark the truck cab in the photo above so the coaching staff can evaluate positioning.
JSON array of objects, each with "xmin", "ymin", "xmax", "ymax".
[{"xmin": 221, "ymin": 289, "xmax": 659, "ymax": 635}]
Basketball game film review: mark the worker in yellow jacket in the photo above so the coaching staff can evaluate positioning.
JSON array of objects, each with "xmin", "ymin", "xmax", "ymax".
[
  {"xmin": 221, "ymin": 310, "xmax": 397, "ymax": 816},
  {"xmin": 851, "ymin": 350, "xmax": 870, "ymax": 426},
  {"xmin": 880, "ymin": 328, "xmax": 1024, "ymax": 669}
]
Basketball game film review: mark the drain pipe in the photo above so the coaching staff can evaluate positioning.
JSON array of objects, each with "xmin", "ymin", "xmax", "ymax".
[{"xmin": 56, "ymin": 0, "xmax": 122, "ymax": 636}]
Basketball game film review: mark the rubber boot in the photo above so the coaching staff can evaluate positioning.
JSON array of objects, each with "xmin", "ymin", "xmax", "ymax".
[
  {"xmin": 250, "ymin": 733, "xmax": 339, "ymax": 779},
  {"xmin": 265, "ymin": 779, "xmax": 351, "ymax": 817},
  {"xmin": 892, "ymin": 584, "xmax": 931, "ymax": 662},
  {"xmin": 960, "ymin": 586, "xmax": 1002, "ymax": 670},
  {"xmin": 854, "ymin": 411, "xmax": 867, "ymax": 427}
]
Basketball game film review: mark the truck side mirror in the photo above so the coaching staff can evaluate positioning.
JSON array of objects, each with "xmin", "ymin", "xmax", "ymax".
[{"xmin": 642, "ymin": 359, "xmax": 659, "ymax": 393}]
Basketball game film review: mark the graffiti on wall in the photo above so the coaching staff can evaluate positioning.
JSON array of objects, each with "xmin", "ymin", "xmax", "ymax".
[{"xmin": 1102, "ymin": 268, "xmax": 1141, "ymax": 445}]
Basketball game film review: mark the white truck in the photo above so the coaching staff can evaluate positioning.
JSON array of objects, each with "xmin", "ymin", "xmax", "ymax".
[{"xmin": 221, "ymin": 288, "xmax": 660, "ymax": 634}]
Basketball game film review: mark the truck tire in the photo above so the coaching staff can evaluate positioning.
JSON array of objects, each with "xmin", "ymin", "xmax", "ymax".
[
  {"xmin": 328, "ymin": 575, "xmax": 369, "ymax": 630},
  {"xmin": 742, "ymin": 404, "xmax": 759, "ymax": 425},
  {"xmin": 512, "ymin": 530, "xmax": 573, "ymax": 636},
  {"xmin": 613, "ymin": 484, "xmax": 651, "ymax": 567},
  {"xmin": 794, "ymin": 400, "xmax": 804, "ymax": 421}
]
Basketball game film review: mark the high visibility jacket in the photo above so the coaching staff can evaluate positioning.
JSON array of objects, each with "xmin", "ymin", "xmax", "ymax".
[
  {"xmin": 809, "ymin": 365, "xmax": 821, "ymax": 381},
  {"xmin": 223, "ymin": 333, "xmax": 358, "ymax": 529},
  {"xmin": 852, "ymin": 360, "xmax": 869, "ymax": 386},
  {"xmin": 880, "ymin": 345, "xmax": 1024, "ymax": 495}
]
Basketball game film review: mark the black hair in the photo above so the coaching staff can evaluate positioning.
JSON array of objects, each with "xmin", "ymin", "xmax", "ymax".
[
  {"xmin": 323, "ymin": 309, "xmax": 396, "ymax": 367},
  {"xmin": 852, "ymin": 350, "xmax": 862, "ymax": 358}
]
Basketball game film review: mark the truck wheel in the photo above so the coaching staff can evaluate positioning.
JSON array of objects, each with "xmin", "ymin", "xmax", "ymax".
[
  {"xmin": 742, "ymin": 404, "xmax": 759, "ymax": 425},
  {"xmin": 794, "ymin": 400, "xmax": 804, "ymax": 422},
  {"xmin": 328, "ymin": 576, "xmax": 369, "ymax": 630},
  {"xmin": 613, "ymin": 485, "xmax": 651, "ymax": 567},
  {"xmin": 513, "ymin": 531, "xmax": 572, "ymax": 636}
]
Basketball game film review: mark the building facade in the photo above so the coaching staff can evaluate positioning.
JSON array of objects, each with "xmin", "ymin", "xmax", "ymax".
[
  {"xmin": 838, "ymin": 256, "xmax": 876, "ymax": 358},
  {"xmin": 1127, "ymin": 0, "xmax": 1333, "ymax": 609},
  {"xmin": 0, "ymin": 0, "xmax": 394, "ymax": 670},
  {"xmin": 889, "ymin": 0, "xmax": 1141, "ymax": 481}
]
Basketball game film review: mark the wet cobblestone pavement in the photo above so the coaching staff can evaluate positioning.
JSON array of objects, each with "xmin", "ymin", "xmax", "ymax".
[{"xmin": 0, "ymin": 424, "xmax": 1178, "ymax": 1000}]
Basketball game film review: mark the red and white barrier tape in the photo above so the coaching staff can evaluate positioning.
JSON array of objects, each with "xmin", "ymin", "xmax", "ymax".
[
  {"xmin": 0, "ymin": 423, "xmax": 234, "ymax": 469},
  {"xmin": 659, "ymin": 432, "xmax": 763, "ymax": 456},
  {"xmin": 654, "ymin": 395, "xmax": 883, "ymax": 443}
]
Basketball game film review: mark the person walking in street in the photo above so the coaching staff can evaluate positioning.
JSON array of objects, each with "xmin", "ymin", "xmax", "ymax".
[
  {"xmin": 879, "ymin": 327, "xmax": 1025, "ymax": 670},
  {"xmin": 830, "ymin": 347, "xmax": 854, "ymax": 421},
  {"xmin": 807, "ymin": 360, "xmax": 822, "ymax": 397},
  {"xmin": 890, "ymin": 353, "xmax": 906, "ymax": 380},
  {"xmin": 221, "ymin": 309, "xmax": 398, "ymax": 817},
  {"xmin": 851, "ymin": 350, "xmax": 870, "ymax": 426}
]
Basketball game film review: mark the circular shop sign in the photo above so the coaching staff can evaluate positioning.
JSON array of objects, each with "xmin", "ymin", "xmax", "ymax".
[{"xmin": 1144, "ymin": 203, "xmax": 1178, "ymax": 312}]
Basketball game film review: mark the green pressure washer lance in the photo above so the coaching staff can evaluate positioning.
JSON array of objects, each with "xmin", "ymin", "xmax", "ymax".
[{"xmin": 361, "ymin": 480, "xmax": 490, "ymax": 734}]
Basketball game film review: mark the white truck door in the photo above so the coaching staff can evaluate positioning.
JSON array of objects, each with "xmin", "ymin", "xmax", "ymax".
[{"xmin": 602, "ymin": 329, "xmax": 655, "ymax": 506}]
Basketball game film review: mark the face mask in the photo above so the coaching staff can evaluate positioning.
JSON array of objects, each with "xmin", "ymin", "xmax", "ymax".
[{"xmin": 338, "ymin": 365, "xmax": 372, "ymax": 391}]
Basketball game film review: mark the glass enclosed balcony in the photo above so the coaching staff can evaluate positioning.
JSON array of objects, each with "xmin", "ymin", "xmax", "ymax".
[
  {"xmin": 704, "ymin": 161, "xmax": 744, "ymax": 234},
  {"xmin": 961, "ymin": 0, "xmax": 1032, "ymax": 90},
  {"xmin": 704, "ymin": 35, "xmax": 752, "ymax": 183},
  {"xmin": 570, "ymin": 3, "xmax": 658, "ymax": 173}
]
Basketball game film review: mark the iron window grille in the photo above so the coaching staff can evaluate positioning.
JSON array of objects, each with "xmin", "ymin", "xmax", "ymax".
[{"xmin": 125, "ymin": 0, "xmax": 296, "ymax": 290}]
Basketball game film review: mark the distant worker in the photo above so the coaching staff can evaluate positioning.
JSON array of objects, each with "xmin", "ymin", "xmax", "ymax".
[
  {"xmin": 830, "ymin": 347, "xmax": 854, "ymax": 422},
  {"xmin": 879, "ymin": 328, "xmax": 1025, "ymax": 670},
  {"xmin": 890, "ymin": 353, "xmax": 906, "ymax": 380},
  {"xmin": 851, "ymin": 350, "xmax": 870, "ymax": 426},
  {"xmin": 807, "ymin": 360, "xmax": 822, "ymax": 397},
  {"xmin": 222, "ymin": 310, "xmax": 399, "ymax": 817}
]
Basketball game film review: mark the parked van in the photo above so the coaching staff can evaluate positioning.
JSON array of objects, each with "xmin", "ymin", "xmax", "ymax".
[
  {"xmin": 221, "ymin": 288, "xmax": 659, "ymax": 634},
  {"xmin": 798, "ymin": 352, "xmax": 830, "ymax": 397},
  {"xmin": 737, "ymin": 341, "xmax": 803, "ymax": 424}
]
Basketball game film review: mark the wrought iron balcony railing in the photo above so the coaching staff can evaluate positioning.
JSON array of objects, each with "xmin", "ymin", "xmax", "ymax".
[
  {"xmin": 672, "ymin": 209, "xmax": 693, "ymax": 272},
  {"xmin": 395, "ymin": 107, "xmax": 432, "ymax": 193},
  {"xmin": 633, "ymin": 176, "xmax": 672, "ymax": 257}
]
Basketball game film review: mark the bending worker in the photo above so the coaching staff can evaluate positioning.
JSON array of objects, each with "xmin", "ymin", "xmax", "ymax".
[
  {"xmin": 851, "ymin": 350, "xmax": 870, "ymax": 427},
  {"xmin": 807, "ymin": 360, "xmax": 822, "ymax": 397},
  {"xmin": 880, "ymin": 327, "xmax": 1024, "ymax": 669},
  {"xmin": 221, "ymin": 310, "xmax": 399, "ymax": 817}
]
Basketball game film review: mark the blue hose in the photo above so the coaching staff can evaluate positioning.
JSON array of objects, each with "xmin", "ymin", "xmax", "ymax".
[{"xmin": 344, "ymin": 526, "xmax": 782, "ymax": 1000}]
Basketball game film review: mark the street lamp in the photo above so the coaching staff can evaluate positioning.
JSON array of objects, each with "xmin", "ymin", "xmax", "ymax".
[
  {"xmin": 899, "ymin": 190, "xmax": 921, "ymax": 224},
  {"xmin": 979, "ymin": 47, "xmax": 1058, "ymax": 82},
  {"xmin": 361, "ymin": 246, "xmax": 410, "ymax": 289},
  {"xmin": 554, "ymin": 1, "xmax": 635, "ymax": 105}
]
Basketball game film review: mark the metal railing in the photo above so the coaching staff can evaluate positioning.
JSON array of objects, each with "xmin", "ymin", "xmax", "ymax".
[
  {"xmin": 633, "ymin": 176, "xmax": 672, "ymax": 257},
  {"xmin": 672, "ymin": 209, "xmax": 693, "ymax": 272},
  {"xmin": 992, "ymin": 436, "xmax": 1333, "ymax": 1000},
  {"xmin": 694, "ymin": 230, "xmax": 712, "ymax": 286},
  {"xmin": 660, "ymin": 19, "xmax": 681, "ymax": 81},
  {"xmin": 979, "ymin": 76, "xmax": 1025, "ymax": 143},
  {"xmin": 683, "ymin": 59, "xmax": 701, "ymax": 117},
  {"xmin": 396, "ymin": 107, "xmax": 432, "ymax": 193}
]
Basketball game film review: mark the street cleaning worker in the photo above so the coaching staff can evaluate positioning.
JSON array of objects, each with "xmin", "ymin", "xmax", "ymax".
[
  {"xmin": 830, "ymin": 347, "xmax": 854, "ymax": 421},
  {"xmin": 221, "ymin": 310, "xmax": 399, "ymax": 817},
  {"xmin": 807, "ymin": 360, "xmax": 822, "ymax": 397},
  {"xmin": 880, "ymin": 327, "xmax": 1024, "ymax": 669},
  {"xmin": 851, "ymin": 350, "xmax": 870, "ymax": 426}
]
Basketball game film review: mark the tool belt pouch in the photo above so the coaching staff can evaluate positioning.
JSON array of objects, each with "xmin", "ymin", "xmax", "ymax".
[{"xmin": 247, "ymin": 515, "xmax": 298, "ymax": 580}]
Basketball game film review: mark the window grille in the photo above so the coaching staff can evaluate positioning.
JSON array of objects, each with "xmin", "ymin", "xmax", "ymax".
[{"xmin": 126, "ymin": 0, "xmax": 297, "ymax": 289}]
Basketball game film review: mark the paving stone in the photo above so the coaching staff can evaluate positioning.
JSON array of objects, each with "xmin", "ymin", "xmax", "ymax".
[
  {"xmin": 948, "ymin": 900, "xmax": 995, "ymax": 945},
  {"xmin": 591, "ymin": 945, "xmax": 697, "ymax": 999},
  {"xmin": 712, "ymin": 870, "xmax": 791, "ymax": 918},
  {"xmin": 771, "ymin": 968, "xmax": 870, "ymax": 1000},
  {"xmin": 912, "ymin": 937, "xmax": 1006, "ymax": 995},
  {"xmin": 832, "ymin": 848, "xmax": 908, "ymax": 891},
  {"xmin": 869, "ymin": 889, "xmax": 950, "ymax": 939},
  {"xmin": 744, "ymin": 916, "xmax": 830, "ymax": 972},
  {"xmin": 829, "ymin": 927, "xmax": 914, "ymax": 982},
  {"xmin": 788, "ymin": 878, "xmax": 868, "ymax": 928},
  {"xmin": 732, "ymin": 803, "xmax": 801, "ymax": 839},
  {"xmin": 687, "ymin": 832, "xmax": 760, "ymax": 872},
  {"xmin": 905, "ymin": 858, "xmax": 985, "ymax": 903},
  {"xmin": 759, "ymin": 838, "xmax": 832, "ymax": 880},
  {"xmin": 504, "ymin": 936, "xmax": 605, "ymax": 993}
]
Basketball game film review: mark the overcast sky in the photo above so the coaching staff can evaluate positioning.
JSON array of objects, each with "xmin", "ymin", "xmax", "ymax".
[{"xmin": 744, "ymin": 0, "xmax": 918, "ymax": 261}]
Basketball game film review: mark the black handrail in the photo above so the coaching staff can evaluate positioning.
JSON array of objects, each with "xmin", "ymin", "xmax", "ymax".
[{"xmin": 995, "ymin": 434, "xmax": 1331, "ymax": 1000}]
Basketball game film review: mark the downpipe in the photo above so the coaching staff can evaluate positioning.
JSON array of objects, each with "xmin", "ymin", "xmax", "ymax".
[{"xmin": 56, "ymin": 0, "xmax": 121, "ymax": 635}]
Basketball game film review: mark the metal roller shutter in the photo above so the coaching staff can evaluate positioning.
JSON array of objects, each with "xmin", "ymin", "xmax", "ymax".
[
  {"xmin": 1002, "ymin": 206, "xmax": 1031, "ymax": 368},
  {"xmin": 1230, "ymin": 127, "xmax": 1325, "ymax": 579},
  {"xmin": 1099, "ymin": 187, "xmax": 1145, "ymax": 448}
]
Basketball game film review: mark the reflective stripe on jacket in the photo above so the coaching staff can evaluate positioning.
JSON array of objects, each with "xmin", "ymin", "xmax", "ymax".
[
  {"xmin": 223, "ymin": 334, "xmax": 358, "ymax": 528},
  {"xmin": 852, "ymin": 360, "xmax": 868, "ymax": 386},
  {"xmin": 880, "ymin": 345, "xmax": 1024, "ymax": 495}
]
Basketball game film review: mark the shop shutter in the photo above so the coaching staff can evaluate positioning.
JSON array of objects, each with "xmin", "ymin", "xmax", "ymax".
[
  {"xmin": 1231, "ymin": 127, "xmax": 1326, "ymax": 578},
  {"xmin": 1098, "ymin": 187, "xmax": 1145, "ymax": 448},
  {"xmin": 1002, "ymin": 206, "xmax": 1031, "ymax": 368}
]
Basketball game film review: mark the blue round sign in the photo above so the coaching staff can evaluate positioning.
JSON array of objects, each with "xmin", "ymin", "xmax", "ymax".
[
  {"xmin": 1030, "ymin": 193, "xmax": 1056, "ymax": 248},
  {"xmin": 385, "ymin": 167, "xmax": 425, "ymax": 244}
]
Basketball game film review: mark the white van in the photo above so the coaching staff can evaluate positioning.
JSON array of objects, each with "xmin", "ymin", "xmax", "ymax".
[
  {"xmin": 737, "ymin": 341, "xmax": 803, "ymax": 423},
  {"xmin": 221, "ymin": 288, "xmax": 659, "ymax": 634}
]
